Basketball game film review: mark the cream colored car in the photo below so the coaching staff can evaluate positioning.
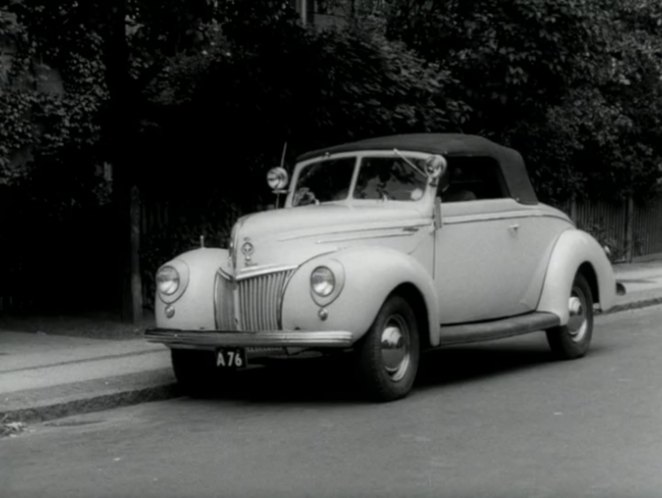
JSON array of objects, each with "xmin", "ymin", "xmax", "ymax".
[{"xmin": 146, "ymin": 134, "xmax": 619, "ymax": 401}]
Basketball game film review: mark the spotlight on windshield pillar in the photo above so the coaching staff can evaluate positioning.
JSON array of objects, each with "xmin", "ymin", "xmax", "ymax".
[
  {"xmin": 267, "ymin": 167, "xmax": 289, "ymax": 191},
  {"xmin": 267, "ymin": 167, "xmax": 289, "ymax": 209}
]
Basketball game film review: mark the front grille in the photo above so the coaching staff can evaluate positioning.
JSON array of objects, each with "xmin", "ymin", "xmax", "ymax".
[
  {"xmin": 214, "ymin": 269, "xmax": 293, "ymax": 331},
  {"xmin": 214, "ymin": 273, "xmax": 236, "ymax": 330},
  {"xmin": 238, "ymin": 270, "xmax": 293, "ymax": 330}
]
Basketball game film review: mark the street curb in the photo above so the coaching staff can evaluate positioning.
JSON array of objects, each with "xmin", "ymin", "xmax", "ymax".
[
  {"xmin": 602, "ymin": 297, "xmax": 662, "ymax": 315},
  {"xmin": 0, "ymin": 383, "xmax": 180, "ymax": 425}
]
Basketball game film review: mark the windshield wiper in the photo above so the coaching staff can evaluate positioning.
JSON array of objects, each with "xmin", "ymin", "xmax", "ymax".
[{"xmin": 392, "ymin": 149, "xmax": 427, "ymax": 178}]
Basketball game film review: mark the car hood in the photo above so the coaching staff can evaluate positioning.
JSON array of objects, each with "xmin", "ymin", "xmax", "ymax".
[{"xmin": 228, "ymin": 204, "xmax": 431, "ymax": 273}]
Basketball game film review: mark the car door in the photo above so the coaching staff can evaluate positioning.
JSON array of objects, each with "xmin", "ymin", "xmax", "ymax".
[
  {"xmin": 434, "ymin": 157, "xmax": 564, "ymax": 324},
  {"xmin": 435, "ymin": 199, "xmax": 529, "ymax": 323}
]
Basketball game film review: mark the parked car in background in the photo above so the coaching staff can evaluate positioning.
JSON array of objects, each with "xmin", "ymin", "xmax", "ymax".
[{"xmin": 146, "ymin": 134, "xmax": 619, "ymax": 401}]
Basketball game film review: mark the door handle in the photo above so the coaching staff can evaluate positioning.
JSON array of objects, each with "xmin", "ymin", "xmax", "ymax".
[{"xmin": 508, "ymin": 223, "xmax": 520, "ymax": 231}]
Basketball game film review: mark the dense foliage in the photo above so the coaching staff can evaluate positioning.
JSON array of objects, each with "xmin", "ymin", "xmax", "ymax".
[
  {"xmin": 1, "ymin": 0, "xmax": 661, "ymax": 312},
  {"xmin": 386, "ymin": 0, "xmax": 662, "ymax": 202},
  {"xmin": 146, "ymin": 5, "xmax": 467, "ymax": 184}
]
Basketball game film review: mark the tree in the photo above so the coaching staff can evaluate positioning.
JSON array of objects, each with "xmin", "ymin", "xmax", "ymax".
[
  {"xmin": 384, "ymin": 0, "xmax": 662, "ymax": 202},
  {"xmin": 1, "ymin": 3, "xmax": 114, "ymax": 312},
  {"xmin": 147, "ymin": 3, "xmax": 469, "ymax": 180},
  {"xmin": 1, "ymin": 0, "xmax": 226, "ymax": 319}
]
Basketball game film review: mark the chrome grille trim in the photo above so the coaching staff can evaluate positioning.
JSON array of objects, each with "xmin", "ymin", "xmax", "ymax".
[
  {"xmin": 238, "ymin": 269, "xmax": 293, "ymax": 330},
  {"xmin": 215, "ymin": 268, "xmax": 295, "ymax": 331},
  {"xmin": 214, "ymin": 272, "xmax": 236, "ymax": 330},
  {"xmin": 235, "ymin": 264, "xmax": 297, "ymax": 281}
]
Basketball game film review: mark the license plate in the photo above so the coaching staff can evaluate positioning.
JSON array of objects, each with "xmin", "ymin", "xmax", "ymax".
[{"xmin": 216, "ymin": 348, "xmax": 247, "ymax": 369}]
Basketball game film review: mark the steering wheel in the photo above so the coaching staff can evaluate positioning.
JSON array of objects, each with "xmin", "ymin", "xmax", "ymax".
[
  {"xmin": 294, "ymin": 187, "xmax": 318, "ymax": 206},
  {"xmin": 376, "ymin": 186, "xmax": 394, "ymax": 201}
]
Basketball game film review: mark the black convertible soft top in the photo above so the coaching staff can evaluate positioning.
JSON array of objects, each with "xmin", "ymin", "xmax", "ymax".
[{"xmin": 297, "ymin": 133, "xmax": 538, "ymax": 205}]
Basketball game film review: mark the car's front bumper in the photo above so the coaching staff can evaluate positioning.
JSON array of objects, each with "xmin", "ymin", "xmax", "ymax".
[{"xmin": 145, "ymin": 328, "xmax": 354, "ymax": 350}]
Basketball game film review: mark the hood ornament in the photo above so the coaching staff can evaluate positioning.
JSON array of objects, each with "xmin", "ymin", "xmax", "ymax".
[{"xmin": 241, "ymin": 238, "xmax": 256, "ymax": 266}]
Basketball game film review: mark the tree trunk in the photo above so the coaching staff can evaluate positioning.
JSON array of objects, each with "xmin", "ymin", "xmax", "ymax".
[
  {"xmin": 130, "ymin": 185, "xmax": 143, "ymax": 322},
  {"xmin": 102, "ymin": 0, "xmax": 143, "ymax": 322}
]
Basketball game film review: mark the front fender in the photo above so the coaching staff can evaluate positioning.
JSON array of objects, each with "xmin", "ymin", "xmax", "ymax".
[
  {"xmin": 281, "ymin": 246, "xmax": 439, "ymax": 346},
  {"xmin": 537, "ymin": 229, "xmax": 616, "ymax": 323},
  {"xmin": 154, "ymin": 248, "xmax": 229, "ymax": 330}
]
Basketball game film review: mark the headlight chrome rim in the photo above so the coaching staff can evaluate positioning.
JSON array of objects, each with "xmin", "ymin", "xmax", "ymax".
[
  {"xmin": 309, "ymin": 260, "xmax": 345, "ymax": 306},
  {"xmin": 156, "ymin": 260, "xmax": 190, "ymax": 304},
  {"xmin": 157, "ymin": 265, "xmax": 180, "ymax": 296},
  {"xmin": 311, "ymin": 266, "xmax": 336, "ymax": 297}
]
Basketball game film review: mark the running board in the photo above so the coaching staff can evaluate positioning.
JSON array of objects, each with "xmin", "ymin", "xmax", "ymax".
[{"xmin": 438, "ymin": 312, "xmax": 561, "ymax": 346}]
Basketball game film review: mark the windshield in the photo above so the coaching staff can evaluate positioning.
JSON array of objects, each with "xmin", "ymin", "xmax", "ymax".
[
  {"xmin": 292, "ymin": 154, "xmax": 428, "ymax": 207},
  {"xmin": 292, "ymin": 157, "xmax": 355, "ymax": 206},
  {"xmin": 354, "ymin": 157, "xmax": 427, "ymax": 201}
]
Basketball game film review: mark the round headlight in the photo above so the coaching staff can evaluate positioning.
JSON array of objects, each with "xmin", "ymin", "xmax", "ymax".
[
  {"xmin": 156, "ymin": 266, "xmax": 180, "ymax": 296},
  {"xmin": 311, "ymin": 266, "xmax": 335, "ymax": 297}
]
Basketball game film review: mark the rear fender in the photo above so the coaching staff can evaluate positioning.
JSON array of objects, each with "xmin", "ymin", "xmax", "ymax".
[{"xmin": 537, "ymin": 229, "xmax": 616, "ymax": 323}]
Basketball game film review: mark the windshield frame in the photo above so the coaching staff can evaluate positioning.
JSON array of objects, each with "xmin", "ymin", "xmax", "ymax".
[{"xmin": 286, "ymin": 150, "xmax": 436, "ymax": 208}]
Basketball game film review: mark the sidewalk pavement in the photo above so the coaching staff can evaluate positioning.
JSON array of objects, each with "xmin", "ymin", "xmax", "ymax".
[
  {"xmin": 2, "ymin": 259, "xmax": 662, "ymax": 428},
  {"xmin": 0, "ymin": 334, "xmax": 176, "ymax": 428}
]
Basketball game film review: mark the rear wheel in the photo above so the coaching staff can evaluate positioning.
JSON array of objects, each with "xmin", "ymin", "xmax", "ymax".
[
  {"xmin": 355, "ymin": 295, "xmax": 420, "ymax": 401},
  {"xmin": 546, "ymin": 274, "xmax": 594, "ymax": 359}
]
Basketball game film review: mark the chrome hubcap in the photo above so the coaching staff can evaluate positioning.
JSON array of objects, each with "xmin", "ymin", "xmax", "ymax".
[
  {"xmin": 567, "ymin": 291, "xmax": 588, "ymax": 342},
  {"xmin": 380, "ymin": 315, "xmax": 410, "ymax": 382}
]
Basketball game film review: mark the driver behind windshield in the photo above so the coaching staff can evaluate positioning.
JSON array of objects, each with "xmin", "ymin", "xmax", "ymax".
[
  {"xmin": 292, "ymin": 157, "xmax": 355, "ymax": 206},
  {"xmin": 354, "ymin": 157, "xmax": 426, "ymax": 201}
]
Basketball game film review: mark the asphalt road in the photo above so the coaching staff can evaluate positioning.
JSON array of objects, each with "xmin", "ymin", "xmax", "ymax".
[{"xmin": 3, "ymin": 305, "xmax": 662, "ymax": 498}]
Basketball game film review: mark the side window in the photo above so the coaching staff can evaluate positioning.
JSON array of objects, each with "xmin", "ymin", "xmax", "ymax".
[{"xmin": 437, "ymin": 156, "xmax": 509, "ymax": 202}]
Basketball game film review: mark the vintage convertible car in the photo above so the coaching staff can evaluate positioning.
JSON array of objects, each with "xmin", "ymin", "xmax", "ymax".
[{"xmin": 146, "ymin": 133, "xmax": 619, "ymax": 401}]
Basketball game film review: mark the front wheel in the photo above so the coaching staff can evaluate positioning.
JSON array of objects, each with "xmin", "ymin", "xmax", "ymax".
[
  {"xmin": 545, "ymin": 274, "xmax": 594, "ymax": 359},
  {"xmin": 354, "ymin": 295, "xmax": 420, "ymax": 402}
]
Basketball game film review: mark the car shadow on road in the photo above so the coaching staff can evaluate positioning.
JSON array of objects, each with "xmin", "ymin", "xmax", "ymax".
[
  {"xmin": 416, "ymin": 342, "xmax": 556, "ymax": 390},
  {"xmin": 198, "ymin": 355, "xmax": 363, "ymax": 404},
  {"xmin": 191, "ymin": 338, "xmax": 571, "ymax": 404}
]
